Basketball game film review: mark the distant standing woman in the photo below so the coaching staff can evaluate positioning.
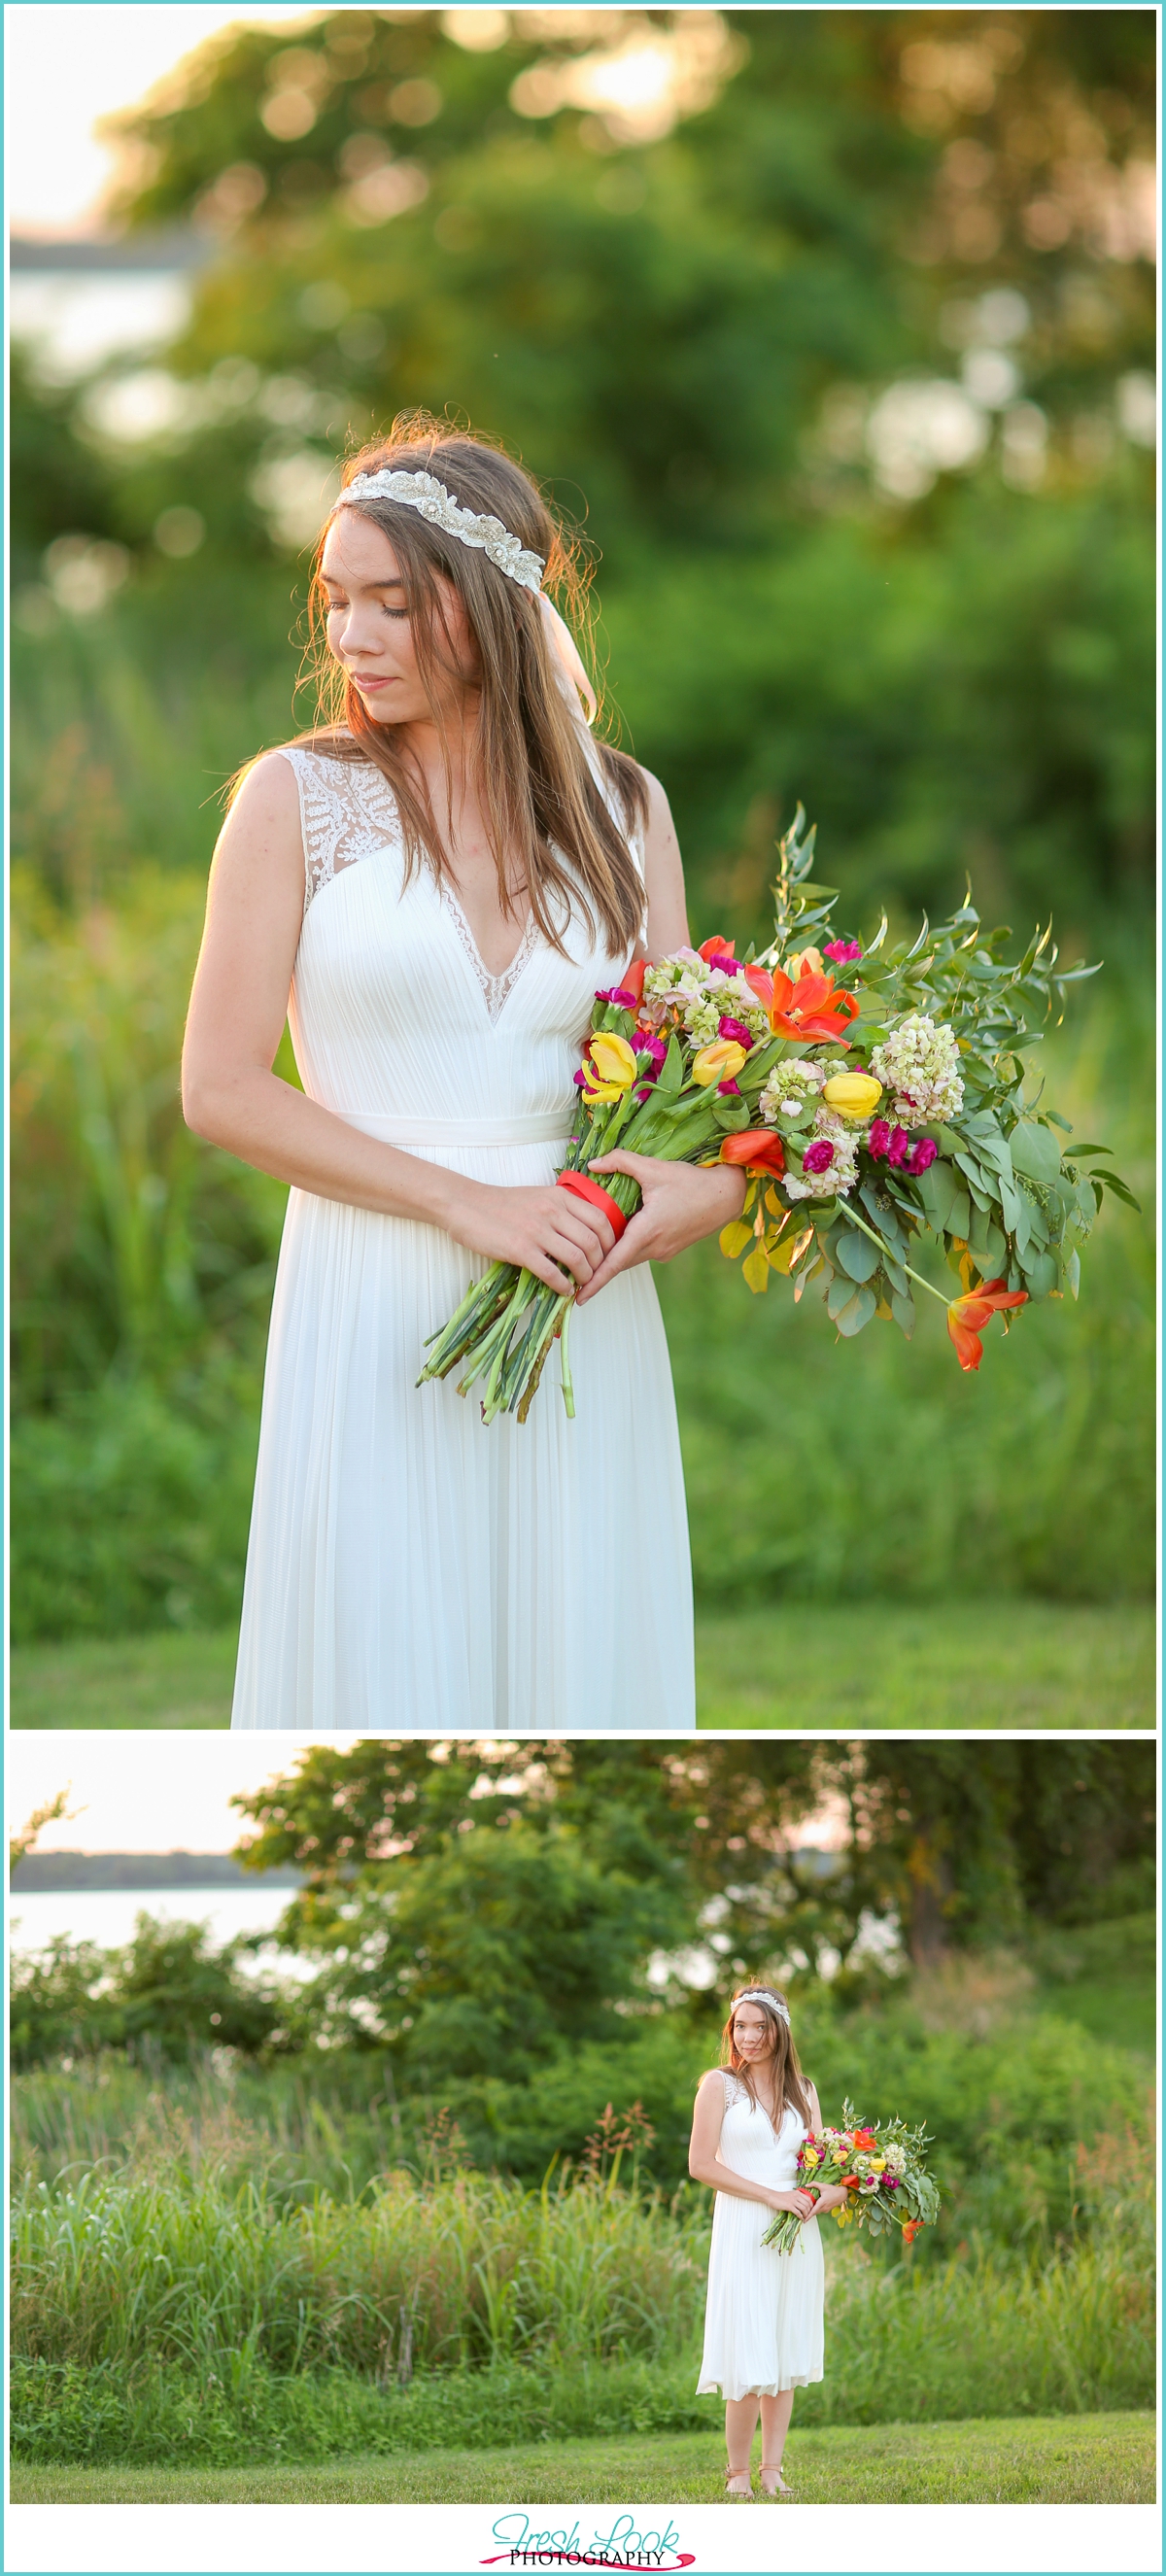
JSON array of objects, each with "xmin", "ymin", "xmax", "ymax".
[
  {"xmin": 689, "ymin": 1987, "xmax": 848, "ymax": 2498},
  {"xmin": 183, "ymin": 414, "xmax": 745, "ymax": 1727}
]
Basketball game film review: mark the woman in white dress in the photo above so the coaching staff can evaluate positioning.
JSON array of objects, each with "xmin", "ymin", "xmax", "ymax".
[
  {"xmin": 182, "ymin": 418, "xmax": 746, "ymax": 1728},
  {"xmin": 690, "ymin": 1986, "xmax": 849, "ymax": 2498}
]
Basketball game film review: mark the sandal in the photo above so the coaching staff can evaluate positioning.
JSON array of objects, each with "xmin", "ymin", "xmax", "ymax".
[
  {"xmin": 724, "ymin": 2470, "xmax": 753, "ymax": 2500},
  {"xmin": 759, "ymin": 2463, "xmax": 793, "ymax": 2498}
]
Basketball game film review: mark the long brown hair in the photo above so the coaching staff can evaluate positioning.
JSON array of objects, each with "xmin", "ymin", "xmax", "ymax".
[
  {"xmin": 720, "ymin": 1985, "xmax": 811, "ymax": 2129},
  {"xmin": 289, "ymin": 412, "xmax": 647, "ymax": 957}
]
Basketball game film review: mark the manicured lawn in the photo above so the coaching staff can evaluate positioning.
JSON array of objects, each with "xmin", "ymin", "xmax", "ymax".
[
  {"xmin": 10, "ymin": 2413, "xmax": 1155, "ymax": 2506},
  {"xmin": 696, "ymin": 1597, "xmax": 1154, "ymax": 1728},
  {"xmin": 11, "ymin": 1598, "xmax": 1154, "ymax": 1727}
]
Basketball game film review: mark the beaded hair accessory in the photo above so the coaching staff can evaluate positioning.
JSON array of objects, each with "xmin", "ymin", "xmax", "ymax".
[
  {"xmin": 734, "ymin": 1988, "xmax": 791, "ymax": 2024},
  {"xmin": 333, "ymin": 467, "xmax": 545, "ymax": 594}
]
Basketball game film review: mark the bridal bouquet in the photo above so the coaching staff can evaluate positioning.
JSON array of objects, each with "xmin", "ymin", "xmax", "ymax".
[
  {"xmin": 762, "ymin": 2100, "xmax": 941, "ymax": 2255},
  {"xmin": 420, "ymin": 807, "xmax": 1134, "ymax": 1420},
  {"xmin": 715, "ymin": 807, "xmax": 1136, "ymax": 1367},
  {"xmin": 418, "ymin": 944, "xmax": 796, "ymax": 1422}
]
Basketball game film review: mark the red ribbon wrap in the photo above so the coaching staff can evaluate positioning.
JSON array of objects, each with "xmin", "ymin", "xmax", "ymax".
[{"xmin": 555, "ymin": 1169, "xmax": 628, "ymax": 1241}]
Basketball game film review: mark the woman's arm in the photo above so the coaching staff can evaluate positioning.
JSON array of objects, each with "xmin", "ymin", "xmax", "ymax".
[
  {"xmin": 182, "ymin": 755, "xmax": 615, "ymax": 1294},
  {"xmin": 688, "ymin": 2074, "xmax": 818, "ymax": 2217}
]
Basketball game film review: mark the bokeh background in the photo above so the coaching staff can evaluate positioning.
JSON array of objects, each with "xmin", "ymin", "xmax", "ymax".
[
  {"xmin": 10, "ymin": 1735, "xmax": 1156, "ymax": 2496},
  {"xmin": 10, "ymin": 6, "xmax": 1156, "ymax": 1721}
]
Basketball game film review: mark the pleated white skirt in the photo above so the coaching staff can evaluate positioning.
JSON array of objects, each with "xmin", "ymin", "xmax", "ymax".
[
  {"xmin": 230, "ymin": 1138, "xmax": 695, "ymax": 1729},
  {"xmin": 697, "ymin": 2197, "xmax": 825, "ymax": 2401}
]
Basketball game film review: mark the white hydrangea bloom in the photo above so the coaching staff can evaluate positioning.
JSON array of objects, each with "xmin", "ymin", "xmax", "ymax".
[
  {"xmin": 870, "ymin": 1013, "xmax": 964, "ymax": 1128},
  {"xmin": 883, "ymin": 2142, "xmax": 907, "ymax": 2174},
  {"xmin": 643, "ymin": 951, "xmax": 771, "ymax": 1047},
  {"xmin": 784, "ymin": 1107, "xmax": 861, "ymax": 1201},
  {"xmin": 760, "ymin": 1057, "xmax": 827, "ymax": 1126}
]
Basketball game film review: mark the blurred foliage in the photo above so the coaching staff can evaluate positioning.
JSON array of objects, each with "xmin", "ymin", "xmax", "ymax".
[
  {"xmin": 11, "ymin": 1741, "xmax": 1153, "ymax": 2082},
  {"xmin": 9, "ymin": 8, "xmax": 1154, "ymax": 1637},
  {"xmin": 10, "ymin": 1916, "xmax": 283, "ymax": 2073}
]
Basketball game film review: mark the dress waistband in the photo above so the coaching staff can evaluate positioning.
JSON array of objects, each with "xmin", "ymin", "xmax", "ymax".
[{"xmin": 339, "ymin": 1107, "xmax": 575, "ymax": 1148}]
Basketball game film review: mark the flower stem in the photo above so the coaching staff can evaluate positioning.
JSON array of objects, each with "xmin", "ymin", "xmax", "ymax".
[{"xmin": 841, "ymin": 1203, "xmax": 954, "ymax": 1311}]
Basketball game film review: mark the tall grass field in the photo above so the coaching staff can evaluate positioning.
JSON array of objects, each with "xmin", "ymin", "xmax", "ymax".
[{"xmin": 11, "ymin": 1973, "xmax": 1155, "ymax": 2478}]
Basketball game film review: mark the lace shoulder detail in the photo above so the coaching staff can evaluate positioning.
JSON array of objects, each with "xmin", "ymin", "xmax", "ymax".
[
  {"xmin": 719, "ymin": 2069, "xmax": 748, "ymax": 2108},
  {"xmin": 275, "ymin": 745, "xmax": 402, "ymax": 915}
]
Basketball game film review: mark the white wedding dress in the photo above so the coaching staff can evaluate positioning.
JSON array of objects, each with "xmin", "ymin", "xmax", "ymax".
[
  {"xmin": 697, "ymin": 2074, "xmax": 825, "ymax": 2400},
  {"xmin": 229, "ymin": 742, "xmax": 695, "ymax": 1730}
]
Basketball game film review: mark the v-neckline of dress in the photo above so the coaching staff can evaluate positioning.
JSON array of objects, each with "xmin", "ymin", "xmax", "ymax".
[{"xmin": 441, "ymin": 880, "xmax": 539, "ymax": 1027}]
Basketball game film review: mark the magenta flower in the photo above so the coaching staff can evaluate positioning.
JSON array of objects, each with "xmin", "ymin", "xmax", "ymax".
[
  {"xmin": 886, "ymin": 1126, "xmax": 910, "ymax": 1167},
  {"xmin": 717, "ymin": 1078, "xmax": 742, "ymax": 1097},
  {"xmin": 635, "ymin": 1033, "xmax": 668, "ymax": 1071},
  {"xmin": 803, "ymin": 1139, "xmax": 836, "ymax": 1173},
  {"xmin": 705, "ymin": 951, "xmax": 740, "ymax": 977},
  {"xmin": 868, "ymin": 1118, "xmax": 892, "ymax": 1159},
  {"xmin": 717, "ymin": 1014, "xmax": 754, "ymax": 1048},
  {"xmin": 595, "ymin": 985, "xmax": 638, "ymax": 1009},
  {"xmin": 824, "ymin": 938, "xmax": 863, "ymax": 965},
  {"xmin": 909, "ymin": 1139, "xmax": 938, "ymax": 1176}
]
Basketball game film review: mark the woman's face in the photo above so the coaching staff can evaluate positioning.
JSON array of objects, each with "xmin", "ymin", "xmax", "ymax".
[
  {"xmin": 732, "ymin": 2003, "xmax": 777, "ymax": 2064},
  {"xmin": 320, "ymin": 507, "xmax": 479, "ymax": 725}
]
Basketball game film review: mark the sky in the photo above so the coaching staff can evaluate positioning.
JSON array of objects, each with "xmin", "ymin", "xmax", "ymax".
[
  {"xmin": 7, "ymin": 1733, "xmax": 360, "ymax": 1851},
  {"xmin": 7, "ymin": 1733, "xmax": 850, "ymax": 1855},
  {"xmin": 5, "ymin": 2, "xmax": 320, "ymax": 235}
]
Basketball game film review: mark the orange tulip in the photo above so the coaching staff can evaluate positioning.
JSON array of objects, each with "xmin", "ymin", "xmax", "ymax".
[
  {"xmin": 768, "ymin": 961, "xmax": 860, "ymax": 1047},
  {"xmin": 719, "ymin": 1128, "xmax": 786, "ymax": 1177},
  {"xmin": 698, "ymin": 934, "xmax": 736, "ymax": 962},
  {"xmin": 620, "ymin": 957, "xmax": 646, "ymax": 1004},
  {"xmin": 946, "ymin": 1277, "xmax": 1029, "ymax": 1372},
  {"xmin": 902, "ymin": 2219, "xmax": 922, "ymax": 2244}
]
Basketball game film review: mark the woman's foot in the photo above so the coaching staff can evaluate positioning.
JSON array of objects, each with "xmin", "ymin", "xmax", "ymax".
[
  {"xmin": 725, "ymin": 2470, "xmax": 753, "ymax": 2499},
  {"xmin": 759, "ymin": 2463, "xmax": 793, "ymax": 2498}
]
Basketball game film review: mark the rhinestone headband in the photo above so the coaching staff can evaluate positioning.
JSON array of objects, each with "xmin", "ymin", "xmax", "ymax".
[
  {"xmin": 734, "ymin": 1989, "xmax": 791, "ymax": 2024},
  {"xmin": 333, "ymin": 467, "xmax": 545, "ymax": 594}
]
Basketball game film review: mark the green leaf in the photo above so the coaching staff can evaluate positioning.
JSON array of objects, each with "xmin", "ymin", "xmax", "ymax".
[
  {"xmin": 1066, "ymin": 1249, "xmax": 1081, "ymax": 1300},
  {"xmin": 1021, "ymin": 1249, "xmax": 1057, "ymax": 1297},
  {"xmin": 914, "ymin": 1161, "xmax": 959, "ymax": 1231},
  {"xmin": 826, "ymin": 1271, "xmax": 855, "ymax": 1320},
  {"xmin": 659, "ymin": 1035, "xmax": 684, "ymax": 1093},
  {"xmin": 890, "ymin": 1289, "xmax": 916, "ymax": 1339},
  {"xmin": 834, "ymin": 1284, "xmax": 877, "ymax": 1337},
  {"xmin": 1010, "ymin": 1120, "xmax": 1063, "ymax": 1186},
  {"xmin": 834, "ymin": 1227, "xmax": 880, "ymax": 1283}
]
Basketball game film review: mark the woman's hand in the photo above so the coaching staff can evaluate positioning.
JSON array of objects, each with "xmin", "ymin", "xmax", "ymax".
[
  {"xmin": 446, "ymin": 1178, "xmax": 614, "ymax": 1297},
  {"xmin": 771, "ymin": 2188, "xmax": 819, "ymax": 2218},
  {"xmin": 807, "ymin": 2184, "xmax": 849, "ymax": 2215},
  {"xmin": 573, "ymin": 1152, "xmax": 746, "ymax": 1307}
]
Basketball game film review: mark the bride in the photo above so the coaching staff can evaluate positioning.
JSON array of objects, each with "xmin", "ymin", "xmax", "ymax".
[
  {"xmin": 689, "ymin": 1987, "xmax": 848, "ymax": 2498},
  {"xmin": 182, "ymin": 415, "xmax": 746, "ymax": 1729}
]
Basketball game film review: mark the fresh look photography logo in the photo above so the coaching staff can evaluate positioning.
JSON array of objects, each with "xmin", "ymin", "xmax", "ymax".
[{"xmin": 481, "ymin": 2511, "xmax": 694, "ymax": 2569}]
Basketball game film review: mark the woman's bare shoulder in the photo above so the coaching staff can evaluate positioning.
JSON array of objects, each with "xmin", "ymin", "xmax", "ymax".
[{"xmin": 697, "ymin": 2067, "xmax": 728, "ymax": 2091}]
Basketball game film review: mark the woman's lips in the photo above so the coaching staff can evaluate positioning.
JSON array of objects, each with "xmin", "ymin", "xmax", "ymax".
[{"xmin": 351, "ymin": 672, "xmax": 394, "ymax": 690}]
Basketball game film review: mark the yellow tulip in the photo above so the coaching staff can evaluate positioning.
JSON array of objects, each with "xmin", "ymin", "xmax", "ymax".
[
  {"xmin": 784, "ymin": 945, "xmax": 824, "ymax": 980},
  {"xmin": 692, "ymin": 1039, "xmax": 747, "ymax": 1086},
  {"xmin": 588, "ymin": 1032, "xmax": 638, "ymax": 1088},
  {"xmin": 821, "ymin": 1071, "xmax": 883, "ymax": 1121}
]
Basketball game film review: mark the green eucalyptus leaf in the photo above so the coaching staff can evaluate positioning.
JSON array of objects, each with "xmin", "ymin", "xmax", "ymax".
[
  {"xmin": 1010, "ymin": 1120, "xmax": 1063, "ymax": 1186},
  {"xmin": 835, "ymin": 1227, "xmax": 880, "ymax": 1283},
  {"xmin": 835, "ymin": 1284, "xmax": 878, "ymax": 1337}
]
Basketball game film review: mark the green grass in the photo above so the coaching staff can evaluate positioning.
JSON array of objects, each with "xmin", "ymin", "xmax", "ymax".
[
  {"xmin": 9, "ymin": 1597, "xmax": 1155, "ymax": 1727},
  {"xmin": 10, "ymin": 2414, "xmax": 1155, "ymax": 2506}
]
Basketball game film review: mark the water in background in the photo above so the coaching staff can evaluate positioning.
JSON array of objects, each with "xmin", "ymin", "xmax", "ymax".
[{"xmin": 10, "ymin": 1884, "xmax": 313, "ymax": 1976}]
